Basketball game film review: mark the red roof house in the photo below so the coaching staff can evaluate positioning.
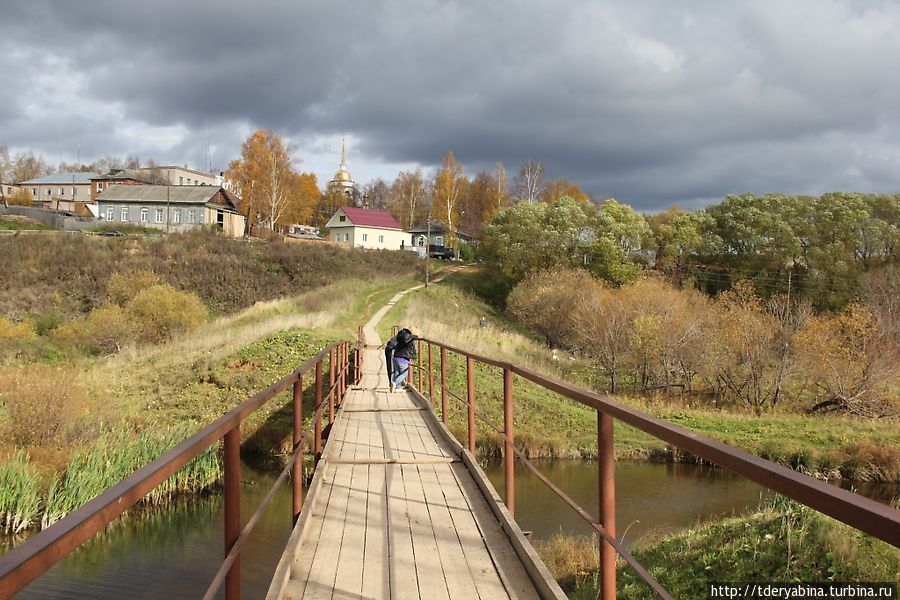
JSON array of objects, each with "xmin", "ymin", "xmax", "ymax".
[{"xmin": 323, "ymin": 206, "xmax": 408, "ymax": 250}]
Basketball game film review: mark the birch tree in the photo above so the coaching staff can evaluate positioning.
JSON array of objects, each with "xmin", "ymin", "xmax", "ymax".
[
  {"xmin": 226, "ymin": 130, "xmax": 297, "ymax": 234},
  {"xmin": 433, "ymin": 151, "xmax": 466, "ymax": 246},
  {"xmin": 513, "ymin": 159, "xmax": 545, "ymax": 203}
]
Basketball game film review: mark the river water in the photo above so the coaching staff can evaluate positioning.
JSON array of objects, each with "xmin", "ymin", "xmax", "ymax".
[{"xmin": 3, "ymin": 459, "xmax": 893, "ymax": 598}]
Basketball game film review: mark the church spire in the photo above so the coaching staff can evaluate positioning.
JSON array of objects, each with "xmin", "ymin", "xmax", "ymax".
[{"xmin": 340, "ymin": 137, "xmax": 347, "ymax": 168}]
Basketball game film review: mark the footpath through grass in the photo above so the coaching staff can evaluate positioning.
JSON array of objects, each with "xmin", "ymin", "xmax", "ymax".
[{"xmin": 0, "ymin": 249, "xmax": 424, "ymax": 532}]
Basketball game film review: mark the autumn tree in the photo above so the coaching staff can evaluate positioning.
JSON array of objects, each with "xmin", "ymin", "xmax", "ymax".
[
  {"xmin": 541, "ymin": 178, "xmax": 590, "ymax": 204},
  {"xmin": 9, "ymin": 151, "xmax": 50, "ymax": 183},
  {"xmin": 362, "ymin": 178, "xmax": 390, "ymax": 211},
  {"xmin": 279, "ymin": 172, "xmax": 321, "ymax": 227},
  {"xmin": 389, "ymin": 170, "xmax": 429, "ymax": 230},
  {"xmin": 433, "ymin": 151, "xmax": 467, "ymax": 247},
  {"xmin": 795, "ymin": 302, "xmax": 899, "ymax": 417},
  {"xmin": 507, "ymin": 269, "xmax": 593, "ymax": 348},
  {"xmin": 705, "ymin": 282, "xmax": 793, "ymax": 413},
  {"xmin": 463, "ymin": 170, "xmax": 500, "ymax": 237},
  {"xmin": 571, "ymin": 279, "xmax": 634, "ymax": 394},
  {"xmin": 226, "ymin": 130, "xmax": 299, "ymax": 234},
  {"xmin": 512, "ymin": 159, "xmax": 545, "ymax": 203}
]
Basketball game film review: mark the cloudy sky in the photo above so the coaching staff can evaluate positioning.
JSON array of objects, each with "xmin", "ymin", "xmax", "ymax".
[{"xmin": 2, "ymin": 0, "xmax": 899, "ymax": 211}]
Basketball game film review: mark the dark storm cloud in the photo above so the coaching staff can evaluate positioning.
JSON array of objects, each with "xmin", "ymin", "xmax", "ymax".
[{"xmin": 2, "ymin": 0, "xmax": 899, "ymax": 210}]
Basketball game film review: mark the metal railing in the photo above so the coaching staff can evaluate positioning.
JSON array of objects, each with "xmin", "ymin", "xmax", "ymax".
[
  {"xmin": 0, "ymin": 336, "xmax": 363, "ymax": 600},
  {"xmin": 409, "ymin": 337, "xmax": 900, "ymax": 600}
]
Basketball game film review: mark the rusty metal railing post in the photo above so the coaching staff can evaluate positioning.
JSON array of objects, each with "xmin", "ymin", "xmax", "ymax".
[
  {"xmin": 315, "ymin": 358, "xmax": 323, "ymax": 466},
  {"xmin": 417, "ymin": 339, "xmax": 423, "ymax": 390},
  {"xmin": 440, "ymin": 346, "xmax": 448, "ymax": 425},
  {"xmin": 504, "ymin": 367, "xmax": 515, "ymax": 517},
  {"xmin": 598, "ymin": 411, "xmax": 616, "ymax": 600},
  {"xmin": 427, "ymin": 342, "xmax": 434, "ymax": 407},
  {"xmin": 292, "ymin": 376, "xmax": 303, "ymax": 524},
  {"xmin": 342, "ymin": 342, "xmax": 348, "ymax": 400},
  {"xmin": 224, "ymin": 427, "xmax": 241, "ymax": 600},
  {"xmin": 466, "ymin": 356, "xmax": 476, "ymax": 454},
  {"xmin": 328, "ymin": 347, "xmax": 336, "ymax": 424}
]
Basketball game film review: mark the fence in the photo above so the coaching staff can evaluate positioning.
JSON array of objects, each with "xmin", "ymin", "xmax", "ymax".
[{"xmin": 409, "ymin": 336, "xmax": 900, "ymax": 600}]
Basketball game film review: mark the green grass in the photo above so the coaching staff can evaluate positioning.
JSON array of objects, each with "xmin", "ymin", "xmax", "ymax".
[
  {"xmin": 383, "ymin": 274, "xmax": 900, "ymax": 481},
  {"xmin": 0, "ymin": 451, "xmax": 42, "ymax": 533},
  {"xmin": 0, "ymin": 218, "xmax": 54, "ymax": 231},
  {"xmin": 540, "ymin": 498, "xmax": 900, "ymax": 599}
]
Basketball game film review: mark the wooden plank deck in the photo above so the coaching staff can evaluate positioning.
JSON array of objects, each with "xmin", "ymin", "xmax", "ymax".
[{"xmin": 268, "ymin": 298, "xmax": 564, "ymax": 600}]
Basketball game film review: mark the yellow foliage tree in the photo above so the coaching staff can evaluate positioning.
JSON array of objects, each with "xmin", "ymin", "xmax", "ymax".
[
  {"xmin": 226, "ymin": 130, "xmax": 299, "ymax": 234},
  {"xmin": 433, "ymin": 151, "xmax": 467, "ymax": 248}
]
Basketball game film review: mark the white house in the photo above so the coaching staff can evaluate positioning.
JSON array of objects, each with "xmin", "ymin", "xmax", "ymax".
[{"xmin": 323, "ymin": 206, "xmax": 406, "ymax": 250}]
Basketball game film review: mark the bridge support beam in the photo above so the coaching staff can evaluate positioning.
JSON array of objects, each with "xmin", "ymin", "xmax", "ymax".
[{"xmin": 598, "ymin": 412, "xmax": 616, "ymax": 600}]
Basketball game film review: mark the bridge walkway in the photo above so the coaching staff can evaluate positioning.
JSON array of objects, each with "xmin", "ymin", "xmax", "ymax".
[{"xmin": 268, "ymin": 292, "xmax": 561, "ymax": 600}]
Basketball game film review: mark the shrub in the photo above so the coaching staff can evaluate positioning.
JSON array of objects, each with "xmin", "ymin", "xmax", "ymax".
[
  {"xmin": 126, "ymin": 284, "xmax": 208, "ymax": 344},
  {"xmin": 51, "ymin": 304, "xmax": 139, "ymax": 354},
  {"xmin": 106, "ymin": 269, "xmax": 161, "ymax": 306},
  {"xmin": 0, "ymin": 366, "xmax": 105, "ymax": 448},
  {"xmin": 0, "ymin": 316, "xmax": 36, "ymax": 343}
]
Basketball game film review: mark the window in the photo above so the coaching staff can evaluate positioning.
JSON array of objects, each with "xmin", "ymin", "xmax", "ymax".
[
  {"xmin": 378, "ymin": 235, "xmax": 384, "ymax": 243},
  {"xmin": 344, "ymin": 233, "xmax": 349, "ymax": 242},
  {"xmin": 179, "ymin": 176, "xmax": 184, "ymax": 185},
  {"xmin": 417, "ymin": 235, "xmax": 426, "ymax": 247},
  {"xmin": 339, "ymin": 215, "xmax": 346, "ymax": 222},
  {"xmin": 106, "ymin": 207, "xmax": 114, "ymax": 221},
  {"xmin": 362, "ymin": 233, "xmax": 368, "ymax": 242},
  {"xmin": 198, "ymin": 210, "xmax": 204, "ymax": 224},
  {"xmin": 121, "ymin": 207, "xmax": 129, "ymax": 221},
  {"xmin": 59, "ymin": 187, "xmax": 65, "ymax": 195},
  {"xmin": 140, "ymin": 207, "xmax": 149, "ymax": 223},
  {"xmin": 96, "ymin": 182, "xmax": 103, "ymax": 192},
  {"xmin": 174, "ymin": 209, "xmax": 181, "ymax": 224},
  {"xmin": 155, "ymin": 208, "xmax": 164, "ymax": 224},
  {"xmin": 187, "ymin": 209, "xmax": 196, "ymax": 224},
  {"xmin": 31, "ymin": 188, "xmax": 36, "ymax": 195},
  {"xmin": 435, "ymin": 236, "xmax": 444, "ymax": 246},
  {"xmin": 46, "ymin": 188, "xmax": 52, "ymax": 196}
]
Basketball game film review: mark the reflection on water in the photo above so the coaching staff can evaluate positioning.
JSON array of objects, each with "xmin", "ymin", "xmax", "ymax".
[
  {"xmin": 4, "ymin": 459, "xmax": 296, "ymax": 600},
  {"xmin": 485, "ymin": 460, "xmax": 762, "ymax": 545},
  {"xmin": 483, "ymin": 460, "xmax": 897, "ymax": 546}
]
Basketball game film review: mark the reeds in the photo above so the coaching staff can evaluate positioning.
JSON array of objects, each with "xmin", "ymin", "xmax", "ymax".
[
  {"xmin": 0, "ymin": 451, "xmax": 42, "ymax": 534},
  {"xmin": 42, "ymin": 426, "xmax": 221, "ymax": 528}
]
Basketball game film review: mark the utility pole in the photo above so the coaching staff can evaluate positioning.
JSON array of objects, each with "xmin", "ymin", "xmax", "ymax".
[
  {"xmin": 425, "ymin": 213, "xmax": 431, "ymax": 288},
  {"xmin": 166, "ymin": 169, "xmax": 171, "ymax": 234}
]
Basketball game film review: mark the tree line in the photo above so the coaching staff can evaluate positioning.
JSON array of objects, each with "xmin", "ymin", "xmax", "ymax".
[
  {"xmin": 478, "ymin": 192, "xmax": 899, "ymax": 310},
  {"xmin": 507, "ymin": 268, "xmax": 898, "ymax": 416}
]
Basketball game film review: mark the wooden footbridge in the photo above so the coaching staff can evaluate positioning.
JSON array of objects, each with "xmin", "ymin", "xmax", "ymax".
[{"xmin": 1, "ymin": 286, "xmax": 898, "ymax": 599}]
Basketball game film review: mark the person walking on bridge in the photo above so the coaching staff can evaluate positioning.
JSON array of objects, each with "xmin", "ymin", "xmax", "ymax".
[{"xmin": 385, "ymin": 327, "xmax": 418, "ymax": 392}]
